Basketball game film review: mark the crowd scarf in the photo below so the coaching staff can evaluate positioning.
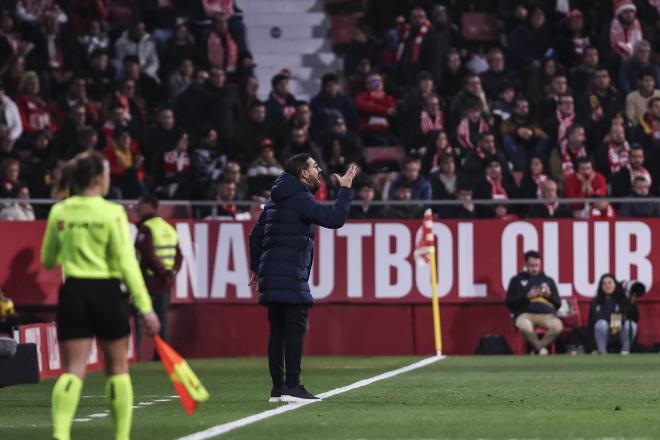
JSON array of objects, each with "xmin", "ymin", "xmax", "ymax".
[
  {"xmin": 270, "ymin": 92, "xmax": 295, "ymax": 120},
  {"xmin": 590, "ymin": 204, "xmax": 616, "ymax": 218},
  {"xmin": 486, "ymin": 174, "xmax": 508, "ymax": 199},
  {"xmin": 640, "ymin": 111, "xmax": 660, "ymax": 141},
  {"xmin": 533, "ymin": 173, "xmax": 548, "ymax": 197},
  {"xmin": 607, "ymin": 141, "xmax": 630, "ymax": 173},
  {"xmin": 203, "ymin": 0, "xmax": 234, "ymax": 17},
  {"xmin": 556, "ymin": 109, "xmax": 575, "ymax": 142},
  {"xmin": 396, "ymin": 19, "xmax": 430, "ymax": 63},
  {"xmin": 560, "ymin": 139, "xmax": 587, "ymax": 176},
  {"xmin": 207, "ymin": 31, "xmax": 238, "ymax": 71},
  {"xmin": 457, "ymin": 116, "xmax": 489, "ymax": 150},
  {"xmin": 420, "ymin": 110, "xmax": 444, "ymax": 134},
  {"xmin": 610, "ymin": 16, "xmax": 643, "ymax": 58},
  {"xmin": 163, "ymin": 149, "xmax": 191, "ymax": 178},
  {"xmin": 429, "ymin": 142, "xmax": 454, "ymax": 173},
  {"xmin": 629, "ymin": 164, "xmax": 652, "ymax": 185},
  {"xmin": 545, "ymin": 200, "xmax": 559, "ymax": 216}
]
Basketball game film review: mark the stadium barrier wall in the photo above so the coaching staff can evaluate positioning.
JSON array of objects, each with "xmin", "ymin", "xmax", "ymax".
[{"xmin": 2, "ymin": 219, "xmax": 659, "ymax": 356}]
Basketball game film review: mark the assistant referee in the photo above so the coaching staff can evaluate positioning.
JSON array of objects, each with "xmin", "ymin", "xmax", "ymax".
[{"xmin": 41, "ymin": 151, "xmax": 160, "ymax": 440}]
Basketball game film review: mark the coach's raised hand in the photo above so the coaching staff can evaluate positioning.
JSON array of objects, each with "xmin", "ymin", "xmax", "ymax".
[{"xmin": 333, "ymin": 163, "xmax": 359, "ymax": 188}]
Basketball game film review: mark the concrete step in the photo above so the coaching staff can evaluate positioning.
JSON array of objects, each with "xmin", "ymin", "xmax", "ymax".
[
  {"xmin": 244, "ymin": 12, "xmax": 326, "ymax": 26},
  {"xmin": 254, "ymin": 52, "xmax": 338, "ymax": 68},
  {"xmin": 249, "ymin": 38, "xmax": 331, "ymax": 54},
  {"xmin": 248, "ymin": 25, "xmax": 327, "ymax": 40},
  {"xmin": 240, "ymin": 0, "xmax": 322, "ymax": 13}
]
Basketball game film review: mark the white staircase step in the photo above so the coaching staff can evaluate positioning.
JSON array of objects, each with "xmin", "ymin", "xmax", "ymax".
[
  {"xmin": 255, "ymin": 53, "xmax": 337, "ymax": 68},
  {"xmin": 249, "ymin": 25, "xmax": 326, "ymax": 40},
  {"xmin": 250, "ymin": 38, "xmax": 331, "ymax": 54},
  {"xmin": 244, "ymin": 12, "xmax": 326, "ymax": 26},
  {"xmin": 240, "ymin": 0, "xmax": 322, "ymax": 13}
]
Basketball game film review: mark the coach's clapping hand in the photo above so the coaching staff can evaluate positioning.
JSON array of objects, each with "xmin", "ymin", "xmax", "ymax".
[
  {"xmin": 333, "ymin": 163, "xmax": 359, "ymax": 188},
  {"xmin": 143, "ymin": 312, "xmax": 162, "ymax": 336}
]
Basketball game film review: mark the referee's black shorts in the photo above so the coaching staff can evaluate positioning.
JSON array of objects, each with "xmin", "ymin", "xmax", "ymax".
[{"xmin": 57, "ymin": 278, "xmax": 131, "ymax": 341}]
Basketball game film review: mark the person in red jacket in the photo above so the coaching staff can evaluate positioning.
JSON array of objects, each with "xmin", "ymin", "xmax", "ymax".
[
  {"xmin": 103, "ymin": 126, "xmax": 146, "ymax": 198},
  {"xmin": 355, "ymin": 73, "xmax": 399, "ymax": 146},
  {"xmin": 15, "ymin": 71, "xmax": 57, "ymax": 133},
  {"xmin": 564, "ymin": 157, "xmax": 607, "ymax": 217}
]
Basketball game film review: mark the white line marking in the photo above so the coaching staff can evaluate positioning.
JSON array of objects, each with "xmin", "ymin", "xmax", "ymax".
[
  {"xmin": 88, "ymin": 413, "xmax": 108, "ymax": 418},
  {"xmin": 178, "ymin": 355, "xmax": 445, "ymax": 440},
  {"xmin": 74, "ymin": 396, "xmax": 177, "ymax": 423}
]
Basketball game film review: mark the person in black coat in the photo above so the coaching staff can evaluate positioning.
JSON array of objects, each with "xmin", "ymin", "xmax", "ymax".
[
  {"xmin": 249, "ymin": 155, "xmax": 357, "ymax": 402},
  {"xmin": 527, "ymin": 178, "xmax": 574, "ymax": 219},
  {"xmin": 348, "ymin": 178, "xmax": 384, "ymax": 219},
  {"xmin": 618, "ymin": 176, "xmax": 660, "ymax": 217},
  {"xmin": 310, "ymin": 73, "xmax": 358, "ymax": 133},
  {"xmin": 506, "ymin": 250, "xmax": 563, "ymax": 354}
]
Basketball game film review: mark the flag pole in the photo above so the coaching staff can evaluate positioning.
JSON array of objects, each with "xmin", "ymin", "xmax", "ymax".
[{"xmin": 428, "ymin": 245, "xmax": 443, "ymax": 356}]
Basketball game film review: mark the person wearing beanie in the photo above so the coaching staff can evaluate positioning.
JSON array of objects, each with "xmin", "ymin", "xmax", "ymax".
[{"xmin": 610, "ymin": 0, "xmax": 643, "ymax": 59}]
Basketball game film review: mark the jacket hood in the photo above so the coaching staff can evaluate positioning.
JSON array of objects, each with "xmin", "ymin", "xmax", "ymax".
[{"xmin": 270, "ymin": 172, "xmax": 310, "ymax": 202}]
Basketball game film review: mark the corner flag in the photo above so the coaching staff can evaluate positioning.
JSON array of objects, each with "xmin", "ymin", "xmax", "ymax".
[{"xmin": 154, "ymin": 336, "xmax": 209, "ymax": 415}]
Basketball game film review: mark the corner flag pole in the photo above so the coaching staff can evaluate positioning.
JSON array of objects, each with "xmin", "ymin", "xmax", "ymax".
[{"xmin": 428, "ymin": 245, "xmax": 443, "ymax": 356}]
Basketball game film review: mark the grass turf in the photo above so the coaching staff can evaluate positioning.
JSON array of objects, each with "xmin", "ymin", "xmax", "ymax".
[{"xmin": 1, "ymin": 355, "xmax": 660, "ymax": 439}]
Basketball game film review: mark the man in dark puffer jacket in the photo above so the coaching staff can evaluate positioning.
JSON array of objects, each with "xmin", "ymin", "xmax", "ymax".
[{"xmin": 249, "ymin": 153, "xmax": 358, "ymax": 402}]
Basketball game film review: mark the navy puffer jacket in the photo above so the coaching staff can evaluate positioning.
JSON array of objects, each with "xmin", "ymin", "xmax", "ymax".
[{"xmin": 249, "ymin": 172, "xmax": 354, "ymax": 304}]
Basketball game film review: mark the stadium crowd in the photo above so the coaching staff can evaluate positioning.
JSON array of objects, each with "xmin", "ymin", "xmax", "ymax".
[{"xmin": 0, "ymin": 0, "xmax": 659, "ymax": 220}]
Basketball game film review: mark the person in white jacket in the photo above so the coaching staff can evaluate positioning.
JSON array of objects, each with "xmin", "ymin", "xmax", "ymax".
[
  {"xmin": 114, "ymin": 21, "xmax": 160, "ymax": 82},
  {"xmin": 0, "ymin": 186, "xmax": 35, "ymax": 221},
  {"xmin": 0, "ymin": 82, "xmax": 23, "ymax": 143}
]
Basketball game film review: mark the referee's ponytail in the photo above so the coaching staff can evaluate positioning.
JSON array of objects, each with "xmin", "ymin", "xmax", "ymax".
[{"xmin": 53, "ymin": 152, "xmax": 106, "ymax": 199}]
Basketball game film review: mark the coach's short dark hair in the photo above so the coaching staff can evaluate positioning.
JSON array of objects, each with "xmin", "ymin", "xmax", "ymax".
[
  {"xmin": 284, "ymin": 153, "xmax": 312, "ymax": 178},
  {"xmin": 524, "ymin": 250, "xmax": 541, "ymax": 261}
]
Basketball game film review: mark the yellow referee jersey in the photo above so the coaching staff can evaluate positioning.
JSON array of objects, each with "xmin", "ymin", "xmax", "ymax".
[{"xmin": 41, "ymin": 195, "xmax": 153, "ymax": 314}]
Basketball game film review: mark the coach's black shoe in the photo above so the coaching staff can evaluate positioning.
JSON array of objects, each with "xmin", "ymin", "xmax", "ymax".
[
  {"xmin": 280, "ymin": 385, "xmax": 321, "ymax": 403},
  {"xmin": 268, "ymin": 387, "xmax": 283, "ymax": 403}
]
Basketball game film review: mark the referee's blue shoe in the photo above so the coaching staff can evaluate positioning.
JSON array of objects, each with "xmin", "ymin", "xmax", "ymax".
[
  {"xmin": 280, "ymin": 385, "xmax": 321, "ymax": 403},
  {"xmin": 268, "ymin": 387, "xmax": 283, "ymax": 403}
]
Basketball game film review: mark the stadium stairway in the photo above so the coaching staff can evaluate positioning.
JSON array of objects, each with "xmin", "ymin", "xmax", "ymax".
[{"xmin": 240, "ymin": 0, "xmax": 341, "ymax": 100}]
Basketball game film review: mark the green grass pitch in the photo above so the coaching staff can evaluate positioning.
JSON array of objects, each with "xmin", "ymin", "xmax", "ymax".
[{"xmin": 2, "ymin": 355, "xmax": 660, "ymax": 439}]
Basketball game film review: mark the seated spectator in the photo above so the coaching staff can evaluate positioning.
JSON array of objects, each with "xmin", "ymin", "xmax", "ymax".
[
  {"xmin": 220, "ymin": 161, "xmax": 248, "ymax": 200},
  {"xmin": 246, "ymin": 139, "xmax": 283, "ymax": 197},
  {"xmin": 421, "ymin": 130, "xmax": 455, "ymax": 174},
  {"xmin": 101, "ymin": 101, "xmax": 131, "ymax": 143},
  {"xmin": 609, "ymin": 1, "xmax": 643, "ymax": 61},
  {"xmin": 155, "ymin": 131, "xmax": 192, "ymax": 200},
  {"xmin": 190, "ymin": 127, "xmax": 227, "ymax": 200},
  {"xmin": 527, "ymin": 178, "xmax": 573, "ymax": 219},
  {"xmin": 102, "ymin": 78, "xmax": 145, "ymax": 131},
  {"xmin": 279, "ymin": 127, "xmax": 325, "ymax": 173},
  {"xmin": 0, "ymin": 11, "xmax": 29, "ymax": 62},
  {"xmin": 501, "ymin": 97, "xmax": 549, "ymax": 171},
  {"xmin": 506, "ymin": 250, "xmax": 563, "ymax": 355},
  {"xmin": 618, "ymin": 176, "xmax": 660, "ymax": 217},
  {"xmin": 17, "ymin": 129, "xmax": 56, "ymax": 199},
  {"xmin": 319, "ymin": 116, "xmax": 364, "ymax": 177},
  {"xmin": 206, "ymin": 178, "xmax": 246, "ymax": 219},
  {"xmin": 1, "ymin": 55, "xmax": 25, "ymax": 98},
  {"xmin": 0, "ymin": 185, "xmax": 34, "ymax": 220},
  {"xmin": 494, "ymin": 204, "xmax": 519, "ymax": 221},
  {"xmin": 563, "ymin": 157, "xmax": 607, "ymax": 216},
  {"xmin": 441, "ymin": 183, "xmax": 477, "ymax": 219},
  {"xmin": 438, "ymin": 49, "xmax": 466, "ymax": 101},
  {"xmin": 114, "ymin": 20, "xmax": 160, "ymax": 82},
  {"xmin": 15, "ymin": 71, "xmax": 56, "ymax": 133},
  {"xmin": 85, "ymin": 50, "xmax": 115, "ymax": 102},
  {"xmin": 398, "ymin": 71, "xmax": 436, "ymax": 129},
  {"xmin": 16, "ymin": 0, "xmax": 67, "ymax": 24},
  {"xmin": 589, "ymin": 198, "xmax": 616, "ymax": 218},
  {"xmin": 577, "ymin": 67, "xmax": 623, "ymax": 141},
  {"xmin": 279, "ymin": 100, "xmax": 313, "ymax": 146},
  {"xmin": 348, "ymin": 178, "xmax": 384, "ymax": 219},
  {"xmin": 266, "ymin": 73, "xmax": 296, "ymax": 126},
  {"xmin": 556, "ymin": 124, "xmax": 588, "ymax": 178},
  {"xmin": 480, "ymin": 47, "xmax": 518, "ymax": 100},
  {"xmin": 595, "ymin": 123, "xmax": 631, "ymax": 181},
  {"xmin": 78, "ymin": 20, "xmax": 110, "ymax": 60},
  {"xmin": 542, "ymin": 92, "xmax": 574, "ymax": 148},
  {"xmin": 103, "ymin": 126, "xmax": 146, "ymax": 199},
  {"xmin": 122, "ymin": 55, "xmax": 161, "ymax": 110},
  {"xmin": 589, "ymin": 274, "xmax": 639, "ymax": 354},
  {"xmin": 53, "ymin": 103, "xmax": 88, "ymax": 158},
  {"xmin": 239, "ymin": 73, "xmax": 259, "ymax": 111},
  {"xmin": 519, "ymin": 156, "xmax": 548, "ymax": 199},
  {"xmin": 556, "ymin": 9, "xmax": 591, "ymax": 68},
  {"xmin": 406, "ymin": 93, "xmax": 444, "ymax": 151},
  {"xmin": 429, "ymin": 153, "xmax": 465, "ymax": 216},
  {"xmin": 569, "ymin": 46, "xmax": 600, "ymax": 92},
  {"xmin": 62, "ymin": 125, "xmax": 98, "ymax": 160},
  {"xmin": 52, "ymin": 77, "xmax": 98, "ymax": 127},
  {"xmin": 387, "ymin": 157, "xmax": 431, "ymax": 201},
  {"xmin": 611, "ymin": 144, "xmax": 652, "ymax": 197},
  {"xmin": 397, "ymin": 6, "xmax": 440, "ymax": 86},
  {"xmin": 143, "ymin": 108, "xmax": 179, "ymax": 174},
  {"xmin": 234, "ymin": 100, "xmax": 276, "ymax": 167},
  {"xmin": 355, "ymin": 73, "xmax": 398, "ymax": 146},
  {"xmin": 206, "ymin": 13, "xmax": 238, "ymax": 75},
  {"xmin": 385, "ymin": 177, "xmax": 424, "ymax": 219},
  {"xmin": 203, "ymin": 67, "xmax": 241, "ymax": 142},
  {"xmin": 618, "ymin": 40, "xmax": 660, "ymax": 95},
  {"xmin": 0, "ymin": 81, "xmax": 23, "ymax": 145},
  {"xmin": 0, "ymin": 158, "xmax": 20, "ymax": 197},
  {"xmin": 625, "ymin": 69, "xmax": 660, "ymax": 126},
  {"xmin": 161, "ymin": 23, "xmax": 196, "ymax": 77},
  {"xmin": 474, "ymin": 159, "xmax": 519, "ymax": 217},
  {"xmin": 507, "ymin": 6, "xmax": 552, "ymax": 73},
  {"xmin": 491, "ymin": 83, "xmax": 516, "ymax": 122},
  {"xmin": 0, "ymin": 125, "xmax": 14, "ymax": 161},
  {"xmin": 449, "ymin": 73, "xmax": 489, "ymax": 127},
  {"xmin": 455, "ymin": 102, "xmax": 490, "ymax": 154},
  {"xmin": 462, "ymin": 133, "xmax": 508, "ymax": 178},
  {"xmin": 634, "ymin": 97, "xmax": 660, "ymax": 182},
  {"xmin": 310, "ymin": 73, "xmax": 357, "ymax": 134},
  {"xmin": 527, "ymin": 57, "xmax": 560, "ymax": 105}
]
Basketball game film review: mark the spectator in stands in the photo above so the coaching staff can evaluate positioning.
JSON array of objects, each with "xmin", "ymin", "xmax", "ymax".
[
  {"xmin": 501, "ymin": 97, "xmax": 548, "ymax": 171},
  {"xmin": 387, "ymin": 157, "xmax": 431, "ymax": 201},
  {"xmin": 52, "ymin": 77, "xmax": 98, "ymax": 127},
  {"xmin": 634, "ymin": 97, "xmax": 660, "ymax": 181},
  {"xmin": 385, "ymin": 177, "xmax": 424, "ymax": 219},
  {"xmin": 319, "ymin": 116, "xmax": 364, "ymax": 177},
  {"xmin": 564, "ymin": 157, "xmax": 607, "ymax": 216},
  {"xmin": 421, "ymin": 130, "xmax": 455, "ymax": 175},
  {"xmin": 595, "ymin": 123, "xmax": 631, "ymax": 181},
  {"xmin": 2, "ymin": 55, "xmax": 25, "ymax": 97},
  {"xmin": 474, "ymin": 159, "xmax": 519, "ymax": 217},
  {"xmin": 609, "ymin": 0, "xmax": 643, "ymax": 61},
  {"xmin": 355, "ymin": 72, "xmax": 398, "ymax": 146},
  {"xmin": 208, "ymin": 178, "xmax": 241, "ymax": 219},
  {"xmin": 397, "ymin": 6, "xmax": 440, "ymax": 85},
  {"xmin": 154, "ymin": 131, "xmax": 192, "ymax": 200},
  {"xmin": 199, "ymin": 0, "xmax": 247, "ymax": 52},
  {"xmin": 527, "ymin": 178, "xmax": 573, "ymax": 219},
  {"xmin": 430, "ymin": 5, "xmax": 460, "ymax": 62},
  {"xmin": 0, "ymin": 81, "xmax": 23, "ymax": 145},
  {"xmin": 174, "ymin": 69, "xmax": 209, "ymax": 133},
  {"xmin": 235, "ymin": 100, "xmax": 276, "ymax": 168},
  {"xmin": 62, "ymin": 125, "xmax": 97, "ymax": 160},
  {"xmin": 0, "ymin": 184, "xmax": 34, "ymax": 220},
  {"xmin": 449, "ymin": 73, "xmax": 489, "ymax": 127},
  {"xmin": 0, "ymin": 11, "xmax": 23, "ymax": 62},
  {"xmin": 15, "ymin": 0, "xmax": 67, "ymax": 24},
  {"xmin": 618, "ymin": 176, "xmax": 660, "ymax": 217},
  {"xmin": 507, "ymin": 6, "xmax": 553, "ymax": 73},
  {"xmin": 542, "ymin": 91, "xmax": 574, "ymax": 148},
  {"xmin": 280, "ymin": 127, "xmax": 325, "ymax": 173},
  {"xmin": 569, "ymin": 46, "xmax": 600, "ymax": 92},
  {"xmin": 589, "ymin": 274, "xmax": 639, "ymax": 354},
  {"xmin": 625, "ymin": 69, "xmax": 660, "ymax": 126},
  {"xmin": 406, "ymin": 93, "xmax": 444, "ymax": 151},
  {"xmin": 53, "ymin": 103, "xmax": 88, "ymax": 158},
  {"xmin": 114, "ymin": 20, "xmax": 160, "ymax": 81},
  {"xmin": 438, "ymin": 48, "xmax": 466, "ymax": 101},
  {"xmin": 203, "ymin": 67, "xmax": 241, "ymax": 142},
  {"xmin": 443, "ymin": 182, "xmax": 477, "ymax": 219},
  {"xmin": 279, "ymin": 100, "xmax": 313, "ymax": 146},
  {"xmin": 206, "ymin": 13, "xmax": 238, "ymax": 75},
  {"xmin": 556, "ymin": 9, "xmax": 591, "ymax": 68},
  {"xmin": 239, "ymin": 73, "xmax": 259, "ymax": 110},
  {"xmin": 399, "ymin": 70, "xmax": 435, "ymax": 125},
  {"xmin": 556, "ymin": 123, "xmax": 588, "ymax": 178},
  {"xmin": 611, "ymin": 144, "xmax": 652, "ymax": 197},
  {"xmin": 190, "ymin": 127, "xmax": 227, "ymax": 201},
  {"xmin": 85, "ymin": 50, "xmax": 115, "ymax": 102},
  {"xmin": 519, "ymin": 156, "xmax": 548, "ymax": 199},
  {"xmin": 104, "ymin": 78, "xmax": 145, "ymax": 131},
  {"xmin": 161, "ymin": 23, "xmax": 196, "ymax": 77},
  {"xmin": 247, "ymin": 139, "xmax": 283, "ymax": 197},
  {"xmin": 19, "ymin": 129, "xmax": 56, "ymax": 199},
  {"xmin": 480, "ymin": 47, "xmax": 518, "ymax": 100},
  {"xmin": 0, "ymin": 125, "xmax": 14, "ymax": 161},
  {"xmin": 78, "ymin": 20, "xmax": 110, "ymax": 61},
  {"xmin": 122, "ymin": 55, "xmax": 161, "ymax": 110},
  {"xmin": 168, "ymin": 57, "xmax": 194, "ymax": 103},
  {"xmin": 310, "ymin": 73, "xmax": 357, "ymax": 134},
  {"xmin": 589, "ymin": 198, "xmax": 616, "ymax": 218},
  {"xmin": 0, "ymin": 158, "xmax": 20, "ymax": 197},
  {"xmin": 143, "ymin": 108, "xmax": 179, "ymax": 172},
  {"xmin": 618, "ymin": 40, "xmax": 660, "ymax": 95},
  {"xmin": 455, "ymin": 102, "xmax": 490, "ymax": 154},
  {"xmin": 429, "ymin": 153, "xmax": 463, "ymax": 215},
  {"xmin": 103, "ymin": 126, "xmax": 146, "ymax": 199},
  {"xmin": 15, "ymin": 71, "xmax": 56, "ymax": 133},
  {"xmin": 506, "ymin": 250, "xmax": 563, "ymax": 355},
  {"xmin": 578, "ymin": 67, "xmax": 623, "ymax": 141},
  {"xmin": 348, "ymin": 178, "xmax": 384, "ymax": 219},
  {"xmin": 463, "ymin": 133, "xmax": 507, "ymax": 177},
  {"xmin": 266, "ymin": 73, "xmax": 296, "ymax": 126},
  {"xmin": 220, "ymin": 161, "xmax": 248, "ymax": 201}
]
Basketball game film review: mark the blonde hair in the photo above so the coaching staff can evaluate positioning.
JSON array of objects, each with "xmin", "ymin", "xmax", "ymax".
[{"xmin": 18, "ymin": 71, "xmax": 39, "ymax": 95}]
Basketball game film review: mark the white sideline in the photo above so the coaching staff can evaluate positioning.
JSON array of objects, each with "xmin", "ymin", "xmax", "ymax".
[{"xmin": 178, "ymin": 355, "xmax": 445, "ymax": 440}]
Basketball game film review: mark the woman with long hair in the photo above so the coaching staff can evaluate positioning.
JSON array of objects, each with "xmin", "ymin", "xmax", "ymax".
[
  {"xmin": 41, "ymin": 151, "xmax": 160, "ymax": 440},
  {"xmin": 588, "ymin": 273, "xmax": 639, "ymax": 354}
]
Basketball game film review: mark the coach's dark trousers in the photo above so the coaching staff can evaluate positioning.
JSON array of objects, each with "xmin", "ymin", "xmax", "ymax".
[{"xmin": 267, "ymin": 303, "xmax": 309, "ymax": 389}]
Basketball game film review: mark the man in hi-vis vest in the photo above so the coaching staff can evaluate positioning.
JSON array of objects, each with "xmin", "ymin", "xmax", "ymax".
[{"xmin": 135, "ymin": 195, "xmax": 182, "ymax": 348}]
